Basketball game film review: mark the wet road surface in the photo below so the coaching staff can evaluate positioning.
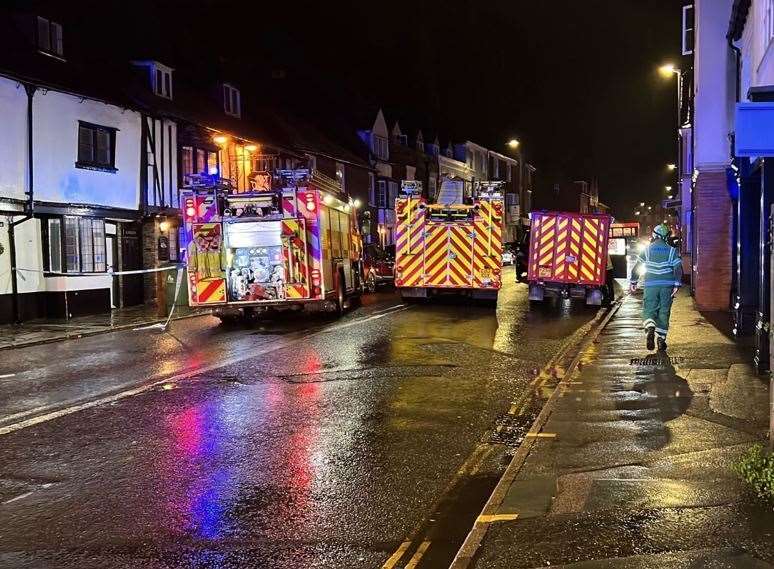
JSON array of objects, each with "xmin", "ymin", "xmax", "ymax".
[{"xmin": 0, "ymin": 271, "xmax": 598, "ymax": 568}]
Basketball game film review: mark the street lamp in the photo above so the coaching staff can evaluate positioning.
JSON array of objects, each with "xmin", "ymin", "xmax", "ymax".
[
  {"xmin": 507, "ymin": 139, "xmax": 520, "ymax": 149},
  {"xmin": 667, "ymin": 163, "xmax": 676, "ymax": 171},
  {"xmin": 665, "ymin": 186, "xmax": 672, "ymax": 191},
  {"xmin": 658, "ymin": 63, "xmax": 678, "ymax": 78}
]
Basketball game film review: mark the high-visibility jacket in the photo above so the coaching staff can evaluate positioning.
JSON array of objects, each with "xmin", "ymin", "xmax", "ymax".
[{"xmin": 629, "ymin": 238, "xmax": 682, "ymax": 287}]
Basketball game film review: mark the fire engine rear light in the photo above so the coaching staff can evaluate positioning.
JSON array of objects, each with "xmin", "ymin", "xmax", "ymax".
[
  {"xmin": 305, "ymin": 195, "xmax": 316, "ymax": 212},
  {"xmin": 184, "ymin": 198, "xmax": 196, "ymax": 219},
  {"xmin": 311, "ymin": 269, "xmax": 321, "ymax": 287}
]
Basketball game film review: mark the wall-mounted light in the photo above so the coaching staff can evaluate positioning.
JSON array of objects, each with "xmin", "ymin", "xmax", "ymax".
[{"xmin": 213, "ymin": 135, "xmax": 228, "ymax": 145}]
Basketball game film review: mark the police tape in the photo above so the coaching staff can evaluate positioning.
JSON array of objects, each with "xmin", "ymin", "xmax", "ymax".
[
  {"xmin": 13, "ymin": 264, "xmax": 189, "ymax": 332},
  {"xmin": 14, "ymin": 265, "xmax": 184, "ymax": 277}
]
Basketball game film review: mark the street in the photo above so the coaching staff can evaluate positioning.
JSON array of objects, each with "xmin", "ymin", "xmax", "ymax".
[{"xmin": 0, "ymin": 271, "xmax": 597, "ymax": 569}]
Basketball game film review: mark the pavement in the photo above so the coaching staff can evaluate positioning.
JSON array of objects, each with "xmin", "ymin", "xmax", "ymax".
[
  {"xmin": 0, "ymin": 303, "xmax": 208, "ymax": 350},
  {"xmin": 467, "ymin": 289, "xmax": 774, "ymax": 569}
]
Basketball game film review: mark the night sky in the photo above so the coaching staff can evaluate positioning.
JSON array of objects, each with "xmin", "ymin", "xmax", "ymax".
[{"xmin": 17, "ymin": 0, "xmax": 682, "ymax": 217}]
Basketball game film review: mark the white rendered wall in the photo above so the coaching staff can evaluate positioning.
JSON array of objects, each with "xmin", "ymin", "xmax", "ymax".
[
  {"xmin": 33, "ymin": 90, "xmax": 141, "ymax": 210},
  {"xmin": 0, "ymin": 76, "xmax": 28, "ymax": 201}
]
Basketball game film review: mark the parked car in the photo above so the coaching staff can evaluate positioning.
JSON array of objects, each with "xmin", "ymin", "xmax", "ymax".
[{"xmin": 363, "ymin": 243, "xmax": 395, "ymax": 291}]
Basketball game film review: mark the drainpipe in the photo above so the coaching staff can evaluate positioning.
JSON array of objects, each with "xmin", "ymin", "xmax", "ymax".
[{"xmin": 8, "ymin": 83, "xmax": 36, "ymax": 324}]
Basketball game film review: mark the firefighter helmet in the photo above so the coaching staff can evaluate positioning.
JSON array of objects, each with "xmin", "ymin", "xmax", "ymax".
[{"xmin": 652, "ymin": 224, "xmax": 670, "ymax": 240}]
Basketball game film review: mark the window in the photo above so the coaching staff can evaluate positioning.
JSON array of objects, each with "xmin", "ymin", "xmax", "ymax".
[
  {"xmin": 48, "ymin": 218, "xmax": 62, "ymax": 273},
  {"xmin": 377, "ymin": 180, "xmax": 388, "ymax": 208},
  {"xmin": 682, "ymin": 5, "xmax": 694, "ymax": 55},
  {"xmin": 77, "ymin": 122, "xmax": 116, "ymax": 171},
  {"xmin": 372, "ymin": 135, "xmax": 388, "ymax": 160},
  {"xmin": 223, "ymin": 83, "xmax": 241, "ymax": 118},
  {"xmin": 335, "ymin": 162, "xmax": 346, "ymax": 191},
  {"xmin": 208, "ymin": 151, "xmax": 218, "ymax": 175},
  {"xmin": 369, "ymin": 172, "xmax": 376, "ymax": 206},
  {"xmin": 397, "ymin": 134, "xmax": 408, "ymax": 145},
  {"xmin": 152, "ymin": 65, "xmax": 173, "ymax": 99},
  {"xmin": 388, "ymin": 181, "xmax": 399, "ymax": 209},
  {"xmin": 64, "ymin": 217, "xmax": 79, "ymax": 272},
  {"xmin": 181, "ymin": 146, "xmax": 194, "ymax": 177},
  {"xmin": 36, "ymin": 16, "xmax": 63, "ymax": 58},
  {"xmin": 56, "ymin": 216, "xmax": 106, "ymax": 273}
]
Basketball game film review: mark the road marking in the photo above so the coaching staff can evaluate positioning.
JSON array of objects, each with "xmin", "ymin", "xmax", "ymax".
[
  {"xmin": 477, "ymin": 513, "xmax": 519, "ymax": 523},
  {"xmin": 525, "ymin": 432, "xmax": 557, "ymax": 438},
  {"xmin": 381, "ymin": 541, "xmax": 412, "ymax": 569},
  {"xmin": 0, "ymin": 304, "xmax": 410, "ymax": 436},
  {"xmin": 372, "ymin": 304, "xmax": 406, "ymax": 315},
  {"xmin": 0, "ymin": 373, "xmax": 17, "ymax": 379},
  {"xmin": 323, "ymin": 306, "xmax": 409, "ymax": 333},
  {"xmin": 404, "ymin": 540, "xmax": 431, "ymax": 569},
  {"xmin": 2, "ymin": 483, "xmax": 53, "ymax": 505}
]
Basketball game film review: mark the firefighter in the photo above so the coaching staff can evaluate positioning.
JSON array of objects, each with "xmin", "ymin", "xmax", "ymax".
[{"xmin": 628, "ymin": 224, "xmax": 682, "ymax": 351}]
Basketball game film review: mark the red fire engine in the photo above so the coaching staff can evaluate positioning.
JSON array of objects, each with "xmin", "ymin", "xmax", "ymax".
[{"xmin": 181, "ymin": 170, "xmax": 364, "ymax": 321}]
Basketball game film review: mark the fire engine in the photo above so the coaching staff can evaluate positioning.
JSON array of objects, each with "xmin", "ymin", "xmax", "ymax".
[
  {"xmin": 394, "ymin": 180, "xmax": 504, "ymax": 301},
  {"xmin": 527, "ymin": 211, "xmax": 612, "ymax": 305},
  {"xmin": 181, "ymin": 169, "xmax": 363, "ymax": 322}
]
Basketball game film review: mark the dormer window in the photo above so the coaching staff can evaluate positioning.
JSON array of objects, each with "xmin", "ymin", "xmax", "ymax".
[
  {"xmin": 371, "ymin": 134, "xmax": 388, "ymax": 160},
  {"xmin": 223, "ymin": 83, "xmax": 241, "ymax": 118},
  {"xmin": 152, "ymin": 63, "xmax": 173, "ymax": 100},
  {"xmin": 131, "ymin": 61, "xmax": 174, "ymax": 99},
  {"xmin": 36, "ymin": 16, "xmax": 63, "ymax": 59}
]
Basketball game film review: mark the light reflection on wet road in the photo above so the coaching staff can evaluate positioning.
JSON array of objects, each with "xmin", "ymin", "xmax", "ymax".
[{"xmin": 0, "ymin": 271, "xmax": 596, "ymax": 568}]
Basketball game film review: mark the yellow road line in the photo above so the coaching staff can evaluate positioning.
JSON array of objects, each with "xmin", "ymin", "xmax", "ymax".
[
  {"xmin": 382, "ymin": 541, "xmax": 412, "ymax": 569},
  {"xmin": 477, "ymin": 513, "xmax": 519, "ymax": 523},
  {"xmin": 405, "ymin": 540, "xmax": 432, "ymax": 569},
  {"xmin": 525, "ymin": 432, "xmax": 557, "ymax": 438}
]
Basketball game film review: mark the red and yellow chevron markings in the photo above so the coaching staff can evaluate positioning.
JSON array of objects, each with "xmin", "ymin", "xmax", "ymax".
[
  {"xmin": 395, "ymin": 197, "xmax": 427, "ymax": 287},
  {"xmin": 552, "ymin": 216, "xmax": 570, "ymax": 280},
  {"xmin": 395, "ymin": 197, "xmax": 503, "ymax": 290},
  {"xmin": 473, "ymin": 199, "xmax": 503, "ymax": 287},
  {"xmin": 423, "ymin": 224, "xmax": 450, "ymax": 286},
  {"xmin": 196, "ymin": 278, "xmax": 226, "ymax": 304},
  {"xmin": 447, "ymin": 224, "xmax": 474, "ymax": 287}
]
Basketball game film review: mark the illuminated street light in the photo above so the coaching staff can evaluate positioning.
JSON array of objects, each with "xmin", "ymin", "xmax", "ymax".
[
  {"xmin": 667, "ymin": 163, "xmax": 676, "ymax": 171},
  {"xmin": 507, "ymin": 139, "xmax": 520, "ymax": 149},
  {"xmin": 658, "ymin": 63, "xmax": 679, "ymax": 77},
  {"xmin": 665, "ymin": 186, "xmax": 672, "ymax": 191},
  {"xmin": 639, "ymin": 202, "xmax": 645, "ymax": 207}
]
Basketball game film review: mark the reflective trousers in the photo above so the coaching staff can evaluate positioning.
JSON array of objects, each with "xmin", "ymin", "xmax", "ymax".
[{"xmin": 642, "ymin": 286, "xmax": 674, "ymax": 339}]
